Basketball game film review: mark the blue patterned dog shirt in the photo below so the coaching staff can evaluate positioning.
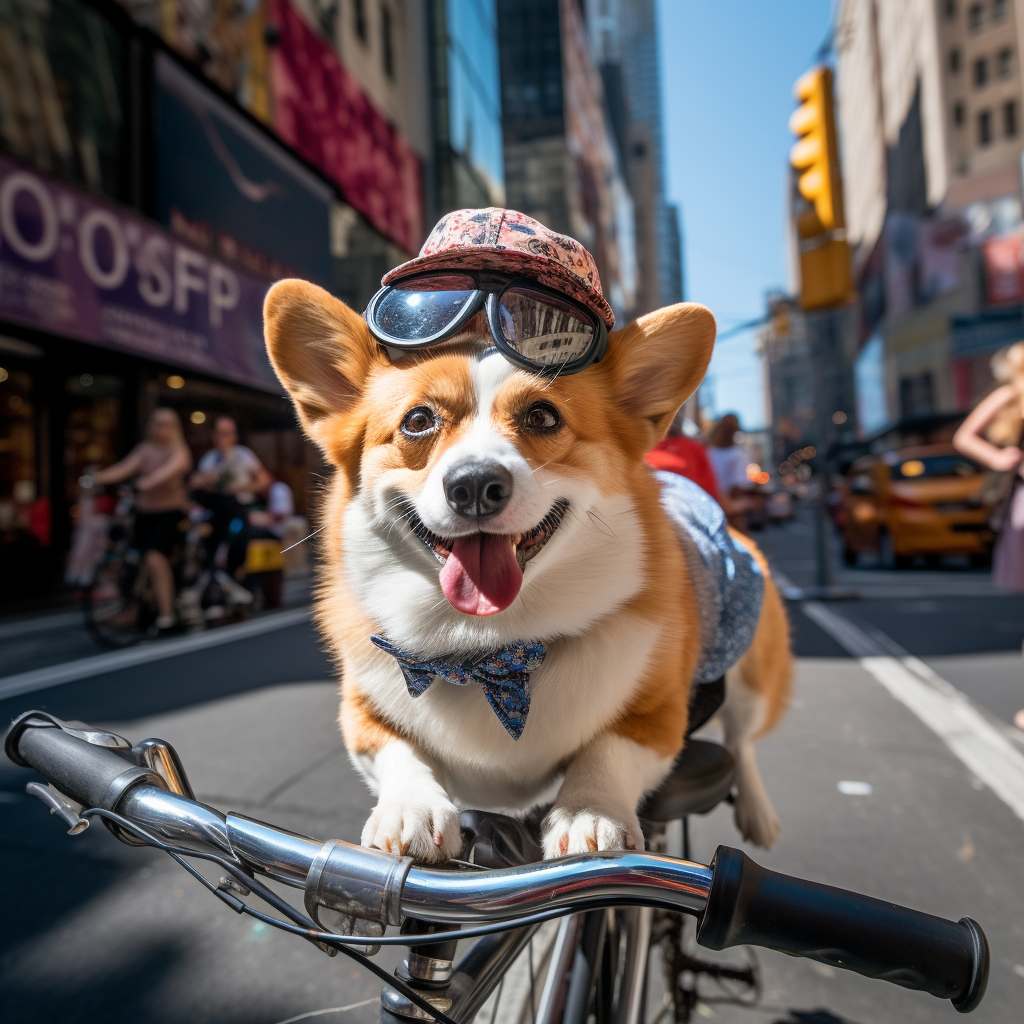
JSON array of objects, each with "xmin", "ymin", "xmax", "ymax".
[{"xmin": 655, "ymin": 471, "xmax": 764, "ymax": 685}]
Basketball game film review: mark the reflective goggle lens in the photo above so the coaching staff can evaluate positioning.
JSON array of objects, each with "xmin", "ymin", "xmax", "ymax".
[
  {"xmin": 373, "ymin": 274, "xmax": 478, "ymax": 342},
  {"xmin": 496, "ymin": 286, "xmax": 596, "ymax": 367}
]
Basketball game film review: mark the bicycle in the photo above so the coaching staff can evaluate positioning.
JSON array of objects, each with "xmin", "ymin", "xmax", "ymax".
[
  {"xmin": 5, "ymin": 710, "xmax": 990, "ymax": 1024},
  {"xmin": 82, "ymin": 488, "xmax": 206, "ymax": 647}
]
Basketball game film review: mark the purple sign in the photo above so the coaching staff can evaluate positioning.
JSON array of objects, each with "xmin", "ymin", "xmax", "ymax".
[{"xmin": 0, "ymin": 154, "xmax": 281, "ymax": 393}]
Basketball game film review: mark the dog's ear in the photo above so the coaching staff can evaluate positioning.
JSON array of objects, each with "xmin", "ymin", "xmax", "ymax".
[
  {"xmin": 602, "ymin": 302, "xmax": 715, "ymax": 450},
  {"xmin": 264, "ymin": 279, "xmax": 384, "ymax": 450}
]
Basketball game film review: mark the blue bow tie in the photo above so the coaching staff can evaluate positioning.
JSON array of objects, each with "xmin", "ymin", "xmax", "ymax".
[{"xmin": 370, "ymin": 634, "xmax": 547, "ymax": 740}]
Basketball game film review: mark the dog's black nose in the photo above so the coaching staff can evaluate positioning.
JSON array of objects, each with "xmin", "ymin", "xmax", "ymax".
[{"xmin": 444, "ymin": 462, "xmax": 513, "ymax": 518}]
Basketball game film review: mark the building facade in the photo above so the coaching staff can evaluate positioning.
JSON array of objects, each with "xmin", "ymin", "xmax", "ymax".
[
  {"xmin": 834, "ymin": 0, "xmax": 1024, "ymax": 436},
  {"xmin": 426, "ymin": 0, "xmax": 505, "ymax": 221},
  {"xmin": 496, "ymin": 0, "xmax": 637, "ymax": 322},
  {"xmin": 0, "ymin": 0, "xmax": 431, "ymax": 609},
  {"xmin": 584, "ymin": 0, "xmax": 683, "ymax": 313}
]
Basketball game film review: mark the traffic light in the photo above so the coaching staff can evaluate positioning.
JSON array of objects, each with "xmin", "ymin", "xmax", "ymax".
[
  {"xmin": 790, "ymin": 67, "xmax": 844, "ymax": 234},
  {"xmin": 789, "ymin": 66, "xmax": 853, "ymax": 310}
]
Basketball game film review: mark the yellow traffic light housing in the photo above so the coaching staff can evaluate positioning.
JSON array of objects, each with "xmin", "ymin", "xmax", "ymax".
[
  {"xmin": 789, "ymin": 66, "xmax": 853, "ymax": 310},
  {"xmin": 790, "ymin": 67, "xmax": 844, "ymax": 234}
]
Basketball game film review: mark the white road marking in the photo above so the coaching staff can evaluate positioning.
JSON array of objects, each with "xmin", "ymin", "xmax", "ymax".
[
  {"xmin": 0, "ymin": 607, "xmax": 311, "ymax": 701},
  {"xmin": 803, "ymin": 600, "xmax": 1024, "ymax": 825}
]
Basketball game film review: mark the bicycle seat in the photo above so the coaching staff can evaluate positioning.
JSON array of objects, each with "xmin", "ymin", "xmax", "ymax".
[{"xmin": 639, "ymin": 740, "xmax": 735, "ymax": 822}]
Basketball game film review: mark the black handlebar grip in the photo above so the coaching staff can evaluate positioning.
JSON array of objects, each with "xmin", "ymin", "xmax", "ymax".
[
  {"xmin": 11, "ymin": 720, "xmax": 162, "ymax": 812},
  {"xmin": 697, "ymin": 846, "xmax": 989, "ymax": 1013}
]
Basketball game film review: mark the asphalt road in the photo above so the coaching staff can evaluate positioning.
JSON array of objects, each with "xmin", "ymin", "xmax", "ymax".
[{"xmin": 1, "ymin": 515, "xmax": 1023, "ymax": 1023}]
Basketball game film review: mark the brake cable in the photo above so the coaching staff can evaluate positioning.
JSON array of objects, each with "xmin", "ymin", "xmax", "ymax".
[{"xmin": 83, "ymin": 808, "xmax": 574, "ymax": 1024}]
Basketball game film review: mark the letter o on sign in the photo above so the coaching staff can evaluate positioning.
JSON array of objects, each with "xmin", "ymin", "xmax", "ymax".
[
  {"xmin": 0, "ymin": 172, "xmax": 59, "ymax": 262},
  {"xmin": 79, "ymin": 209, "xmax": 129, "ymax": 290}
]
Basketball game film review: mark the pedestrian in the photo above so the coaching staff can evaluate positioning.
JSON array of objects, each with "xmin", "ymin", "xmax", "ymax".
[
  {"xmin": 189, "ymin": 415, "xmax": 271, "ymax": 615},
  {"xmin": 646, "ymin": 406, "xmax": 720, "ymax": 500},
  {"xmin": 953, "ymin": 341, "xmax": 1024, "ymax": 731},
  {"xmin": 706, "ymin": 413, "xmax": 754, "ymax": 531},
  {"xmin": 90, "ymin": 407, "xmax": 192, "ymax": 634}
]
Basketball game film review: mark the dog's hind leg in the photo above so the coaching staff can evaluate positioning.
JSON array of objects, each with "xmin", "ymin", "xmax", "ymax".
[{"xmin": 720, "ymin": 665, "xmax": 781, "ymax": 849}]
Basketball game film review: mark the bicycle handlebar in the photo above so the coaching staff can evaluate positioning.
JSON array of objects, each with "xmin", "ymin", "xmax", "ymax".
[{"xmin": 6, "ymin": 711, "xmax": 989, "ymax": 1013}]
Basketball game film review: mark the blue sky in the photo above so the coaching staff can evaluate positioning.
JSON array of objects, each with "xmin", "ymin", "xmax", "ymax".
[{"xmin": 657, "ymin": 0, "xmax": 833, "ymax": 430}]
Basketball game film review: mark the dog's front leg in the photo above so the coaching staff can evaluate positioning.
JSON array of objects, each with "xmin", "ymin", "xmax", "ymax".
[
  {"xmin": 355, "ymin": 739, "xmax": 462, "ymax": 864},
  {"xmin": 542, "ymin": 733, "xmax": 673, "ymax": 857}
]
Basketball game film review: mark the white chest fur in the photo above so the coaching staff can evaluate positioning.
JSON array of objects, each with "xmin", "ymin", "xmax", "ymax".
[{"xmin": 350, "ymin": 610, "xmax": 660, "ymax": 811}]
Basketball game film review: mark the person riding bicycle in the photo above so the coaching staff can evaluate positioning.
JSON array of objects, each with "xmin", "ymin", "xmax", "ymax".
[
  {"xmin": 89, "ymin": 407, "xmax": 192, "ymax": 635},
  {"xmin": 188, "ymin": 415, "xmax": 271, "ymax": 617}
]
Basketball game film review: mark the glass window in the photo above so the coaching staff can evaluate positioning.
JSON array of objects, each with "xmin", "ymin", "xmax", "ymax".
[
  {"xmin": 954, "ymin": 101, "xmax": 965, "ymax": 125},
  {"xmin": 978, "ymin": 108, "xmax": 993, "ymax": 143},
  {"xmin": 1005, "ymin": 99, "xmax": 1018, "ymax": 136},
  {"xmin": 0, "ymin": 360, "xmax": 49, "ymax": 605},
  {"xmin": 946, "ymin": 0, "xmax": 957, "ymax": 16},
  {"xmin": 892, "ymin": 455, "xmax": 979, "ymax": 480},
  {"xmin": 950, "ymin": 48, "xmax": 961, "ymax": 73},
  {"xmin": 974, "ymin": 56, "xmax": 989, "ymax": 86},
  {"xmin": 354, "ymin": 0, "xmax": 368, "ymax": 43},
  {"xmin": 969, "ymin": 2, "xmax": 983, "ymax": 30},
  {"xmin": 382, "ymin": 3, "xmax": 395, "ymax": 79},
  {"xmin": 445, "ymin": 0, "xmax": 504, "ymax": 197},
  {"xmin": 0, "ymin": 0, "xmax": 125, "ymax": 200},
  {"xmin": 993, "ymin": 0, "xmax": 1007, "ymax": 20},
  {"xmin": 998, "ymin": 47, "xmax": 1013, "ymax": 78}
]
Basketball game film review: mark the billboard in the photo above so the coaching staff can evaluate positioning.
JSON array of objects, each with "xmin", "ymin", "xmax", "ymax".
[
  {"xmin": 156, "ymin": 53, "xmax": 333, "ymax": 287},
  {"xmin": 855, "ymin": 332, "xmax": 889, "ymax": 437},
  {"xmin": 268, "ymin": 0, "xmax": 423, "ymax": 255},
  {"xmin": 115, "ymin": 0, "xmax": 273, "ymax": 121},
  {"xmin": 981, "ymin": 230, "xmax": 1024, "ymax": 306},
  {"xmin": 0, "ymin": 154, "xmax": 280, "ymax": 393}
]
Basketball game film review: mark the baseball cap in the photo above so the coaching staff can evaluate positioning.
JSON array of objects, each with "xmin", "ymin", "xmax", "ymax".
[{"xmin": 382, "ymin": 208, "xmax": 615, "ymax": 328}]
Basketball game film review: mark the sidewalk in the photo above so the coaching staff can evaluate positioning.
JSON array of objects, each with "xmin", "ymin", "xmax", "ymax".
[{"xmin": 0, "ymin": 573, "xmax": 313, "ymax": 681}]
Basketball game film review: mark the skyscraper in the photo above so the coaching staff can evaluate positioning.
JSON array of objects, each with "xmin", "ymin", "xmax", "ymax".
[{"xmin": 586, "ymin": 0, "xmax": 684, "ymax": 313}]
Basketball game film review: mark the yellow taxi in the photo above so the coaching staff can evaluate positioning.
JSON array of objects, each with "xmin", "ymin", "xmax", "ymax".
[{"xmin": 839, "ymin": 444, "xmax": 991, "ymax": 568}]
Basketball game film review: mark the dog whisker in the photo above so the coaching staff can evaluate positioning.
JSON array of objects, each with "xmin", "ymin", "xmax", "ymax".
[{"xmin": 280, "ymin": 525, "xmax": 327, "ymax": 552}]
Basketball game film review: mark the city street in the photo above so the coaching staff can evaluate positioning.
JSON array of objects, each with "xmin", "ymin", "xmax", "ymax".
[{"xmin": 2, "ymin": 516, "xmax": 1023, "ymax": 1024}]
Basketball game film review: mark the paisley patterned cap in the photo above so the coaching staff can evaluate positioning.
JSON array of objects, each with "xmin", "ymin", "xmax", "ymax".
[{"xmin": 382, "ymin": 208, "xmax": 615, "ymax": 328}]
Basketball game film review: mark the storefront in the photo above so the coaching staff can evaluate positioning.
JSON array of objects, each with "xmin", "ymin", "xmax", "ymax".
[
  {"xmin": 0, "ymin": 155, "xmax": 322, "ymax": 611},
  {"xmin": 0, "ymin": 0, "xmax": 429, "ymax": 611}
]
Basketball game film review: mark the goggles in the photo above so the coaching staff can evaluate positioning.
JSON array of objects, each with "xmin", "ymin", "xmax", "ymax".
[{"xmin": 364, "ymin": 272, "xmax": 608, "ymax": 376}]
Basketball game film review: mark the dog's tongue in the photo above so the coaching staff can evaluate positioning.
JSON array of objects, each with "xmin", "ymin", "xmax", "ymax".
[{"xmin": 439, "ymin": 533, "xmax": 523, "ymax": 616}]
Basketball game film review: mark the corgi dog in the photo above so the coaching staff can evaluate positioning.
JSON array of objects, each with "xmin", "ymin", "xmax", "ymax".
[{"xmin": 263, "ymin": 213, "xmax": 790, "ymax": 863}]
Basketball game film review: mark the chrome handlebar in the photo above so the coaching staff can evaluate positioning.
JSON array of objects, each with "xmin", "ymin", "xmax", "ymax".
[
  {"xmin": 118, "ymin": 784, "xmax": 714, "ymax": 927},
  {"xmin": 5, "ymin": 711, "xmax": 992, "ymax": 1013}
]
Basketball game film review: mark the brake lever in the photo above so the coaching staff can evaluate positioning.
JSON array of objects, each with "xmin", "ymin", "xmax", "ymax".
[{"xmin": 25, "ymin": 781, "xmax": 89, "ymax": 835}]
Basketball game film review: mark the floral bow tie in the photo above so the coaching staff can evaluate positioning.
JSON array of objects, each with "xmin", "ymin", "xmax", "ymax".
[{"xmin": 369, "ymin": 634, "xmax": 547, "ymax": 740}]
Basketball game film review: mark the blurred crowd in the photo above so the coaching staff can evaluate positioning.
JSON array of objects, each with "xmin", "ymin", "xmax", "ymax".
[{"xmin": 66, "ymin": 408, "xmax": 310, "ymax": 636}]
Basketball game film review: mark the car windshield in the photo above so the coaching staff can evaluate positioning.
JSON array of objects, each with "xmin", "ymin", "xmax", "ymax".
[{"xmin": 891, "ymin": 455, "xmax": 980, "ymax": 480}]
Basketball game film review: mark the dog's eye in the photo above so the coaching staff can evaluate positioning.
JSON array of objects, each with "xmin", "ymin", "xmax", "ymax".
[
  {"xmin": 523, "ymin": 401, "xmax": 561, "ymax": 432},
  {"xmin": 401, "ymin": 406, "xmax": 438, "ymax": 437}
]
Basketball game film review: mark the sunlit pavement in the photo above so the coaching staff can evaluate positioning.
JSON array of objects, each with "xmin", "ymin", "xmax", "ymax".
[{"xmin": 1, "ymin": 515, "xmax": 1023, "ymax": 1023}]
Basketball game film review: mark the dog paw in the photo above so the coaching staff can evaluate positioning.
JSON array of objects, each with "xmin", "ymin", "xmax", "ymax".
[
  {"xmin": 541, "ymin": 806, "xmax": 644, "ymax": 858},
  {"xmin": 733, "ymin": 789, "xmax": 781, "ymax": 849},
  {"xmin": 361, "ymin": 794, "xmax": 462, "ymax": 863}
]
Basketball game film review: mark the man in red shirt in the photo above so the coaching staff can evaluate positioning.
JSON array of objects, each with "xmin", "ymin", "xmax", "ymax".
[{"xmin": 646, "ymin": 410, "xmax": 720, "ymax": 501}]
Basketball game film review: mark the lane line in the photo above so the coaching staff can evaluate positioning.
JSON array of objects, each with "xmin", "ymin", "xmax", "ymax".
[
  {"xmin": 0, "ymin": 607, "xmax": 311, "ymax": 701},
  {"xmin": 802, "ymin": 600, "xmax": 1024, "ymax": 825}
]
